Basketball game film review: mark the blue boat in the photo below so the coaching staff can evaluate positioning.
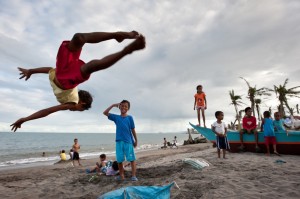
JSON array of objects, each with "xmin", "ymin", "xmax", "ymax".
[{"xmin": 190, "ymin": 123, "xmax": 300, "ymax": 155}]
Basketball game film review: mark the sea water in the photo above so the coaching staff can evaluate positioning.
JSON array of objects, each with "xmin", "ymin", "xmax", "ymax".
[{"xmin": 0, "ymin": 132, "xmax": 191, "ymax": 170}]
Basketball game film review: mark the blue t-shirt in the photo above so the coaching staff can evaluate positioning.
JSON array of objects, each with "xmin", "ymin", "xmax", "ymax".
[
  {"xmin": 263, "ymin": 118, "xmax": 275, "ymax": 137},
  {"xmin": 108, "ymin": 113, "xmax": 135, "ymax": 144},
  {"xmin": 273, "ymin": 119, "xmax": 285, "ymax": 132}
]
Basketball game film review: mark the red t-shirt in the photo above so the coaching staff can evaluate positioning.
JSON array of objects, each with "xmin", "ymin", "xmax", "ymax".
[{"xmin": 242, "ymin": 116, "xmax": 257, "ymax": 130}]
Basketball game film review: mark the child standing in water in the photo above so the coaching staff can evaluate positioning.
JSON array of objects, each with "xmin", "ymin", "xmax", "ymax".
[
  {"xmin": 193, "ymin": 85, "xmax": 207, "ymax": 127},
  {"xmin": 261, "ymin": 111, "xmax": 280, "ymax": 156},
  {"xmin": 11, "ymin": 31, "xmax": 146, "ymax": 132},
  {"xmin": 212, "ymin": 111, "xmax": 230, "ymax": 158},
  {"xmin": 103, "ymin": 100, "xmax": 138, "ymax": 181}
]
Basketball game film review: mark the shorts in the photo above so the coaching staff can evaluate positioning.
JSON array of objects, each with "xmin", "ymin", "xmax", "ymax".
[
  {"xmin": 241, "ymin": 129, "xmax": 256, "ymax": 134},
  {"xmin": 196, "ymin": 106, "xmax": 205, "ymax": 110},
  {"xmin": 56, "ymin": 41, "xmax": 90, "ymax": 89},
  {"xmin": 264, "ymin": 136, "xmax": 276, "ymax": 145},
  {"xmin": 116, "ymin": 141, "xmax": 136, "ymax": 163},
  {"xmin": 216, "ymin": 136, "xmax": 230, "ymax": 150},
  {"xmin": 73, "ymin": 151, "xmax": 79, "ymax": 160}
]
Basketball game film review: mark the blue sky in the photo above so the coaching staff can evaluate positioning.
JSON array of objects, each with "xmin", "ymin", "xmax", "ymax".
[{"xmin": 0, "ymin": 0, "xmax": 299, "ymax": 133}]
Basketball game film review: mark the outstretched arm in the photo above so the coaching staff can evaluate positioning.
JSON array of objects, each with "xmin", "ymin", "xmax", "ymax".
[
  {"xmin": 18, "ymin": 67, "xmax": 53, "ymax": 81},
  {"xmin": 10, "ymin": 103, "xmax": 74, "ymax": 132},
  {"xmin": 103, "ymin": 103, "xmax": 119, "ymax": 116},
  {"xmin": 132, "ymin": 128, "xmax": 138, "ymax": 148}
]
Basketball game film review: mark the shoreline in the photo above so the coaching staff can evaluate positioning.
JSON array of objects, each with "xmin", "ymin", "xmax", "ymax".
[{"xmin": 1, "ymin": 143, "xmax": 300, "ymax": 198}]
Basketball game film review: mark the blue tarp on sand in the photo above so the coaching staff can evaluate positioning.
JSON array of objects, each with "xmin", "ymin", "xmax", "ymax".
[{"xmin": 98, "ymin": 182, "xmax": 175, "ymax": 199}]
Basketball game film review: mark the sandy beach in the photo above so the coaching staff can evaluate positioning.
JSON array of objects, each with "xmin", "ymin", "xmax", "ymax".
[{"xmin": 0, "ymin": 143, "xmax": 300, "ymax": 199}]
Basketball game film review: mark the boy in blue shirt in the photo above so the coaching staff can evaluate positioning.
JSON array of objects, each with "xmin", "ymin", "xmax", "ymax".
[
  {"xmin": 273, "ymin": 112, "xmax": 288, "ymax": 136},
  {"xmin": 103, "ymin": 100, "xmax": 138, "ymax": 181},
  {"xmin": 261, "ymin": 111, "xmax": 280, "ymax": 156}
]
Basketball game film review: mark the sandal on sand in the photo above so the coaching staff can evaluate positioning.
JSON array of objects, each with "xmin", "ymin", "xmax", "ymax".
[
  {"xmin": 131, "ymin": 176, "xmax": 138, "ymax": 181},
  {"xmin": 115, "ymin": 176, "xmax": 124, "ymax": 181},
  {"xmin": 275, "ymin": 159, "xmax": 286, "ymax": 163}
]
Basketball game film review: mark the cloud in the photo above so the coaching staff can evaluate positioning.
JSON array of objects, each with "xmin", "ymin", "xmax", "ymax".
[{"xmin": 1, "ymin": 0, "xmax": 300, "ymax": 133}]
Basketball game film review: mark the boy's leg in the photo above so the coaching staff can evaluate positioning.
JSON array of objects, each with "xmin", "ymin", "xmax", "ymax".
[
  {"xmin": 266, "ymin": 144, "xmax": 270, "ymax": 155},
  {"xmin": 201, "ymin": 109, "xmax": 206, "ymax": 127},
  {"xmin": 239, "ymin": 130, "xmax": 244, "ymax": 148},
  {"xmin": 273, "ymin": 144, "xmax": 280, "ymax": 155},
  {"xmin": 118, "ymin": 162, "xmax": 125, "ymax": 180},
  {"xmin": 217, "ymin": 149, "xmax": 221, "ymax": 158},
  {"xmin": 68, "ymin": 31, "xmax": 139, "ymax": 51},
  {"xmin": 223, "ymin": 149, "xmax": 226, "ymax": 158},
  {"xmin": 131, "ymin": 161, "xmax": 137, "ymax": 177},
  {"xmin": 80, "ymin": 35, "xmax": 146, "ymax": 77},
  {"xmin": 254, "ymin": 130, "xmax": 259, "ymax": 148}
]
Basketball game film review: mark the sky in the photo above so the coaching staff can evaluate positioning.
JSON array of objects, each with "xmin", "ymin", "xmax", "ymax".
[{"xmin": 0, "ymin": 0, "xmax": 299, "ymax": 133}]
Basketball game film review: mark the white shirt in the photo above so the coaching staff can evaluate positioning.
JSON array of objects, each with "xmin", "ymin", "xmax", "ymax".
[{"xmin": 212, "ymin": 121, "xmax": 227, "ymax": 135}]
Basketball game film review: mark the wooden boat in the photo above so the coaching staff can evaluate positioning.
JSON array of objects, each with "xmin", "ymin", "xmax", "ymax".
[{"xmin": 190, "ymin": 123, "xmax": 300, "ymax": 155}]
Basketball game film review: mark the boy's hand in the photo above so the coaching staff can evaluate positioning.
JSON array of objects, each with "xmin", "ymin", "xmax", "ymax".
[
  {"xmin": 113, "ymin": 103, "xmax": 120, "ymax": 108},
  {"xmin": 10, "ymin": 118, "xmax": 25, "ymax": 132},
  {"xmin": 134, "ymin": 141, "xmax": 137, "ymax": 148},
  {"xmin": 18, "ymin": 67, "xmax": 32, "ymax": 81}
]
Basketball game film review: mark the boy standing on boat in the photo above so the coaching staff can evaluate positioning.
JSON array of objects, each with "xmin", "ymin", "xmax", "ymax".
[
  {"xmin": 212, "ymin": 111, "xmax": 230, "ymax": 158},
  {"xmin": 103, "ymin": 100, "xmax": 138, "ymax": 181},
  {"xmin": 239, "ymin": 107, "xmax": 259, "ymax": 151},
  {"xmin": 261, "ymin": 111, "xmax": 280, "ymax": 156},
  {"xmin": 193, "ymin": 85, "xmax": 207, "ymax": 127}
]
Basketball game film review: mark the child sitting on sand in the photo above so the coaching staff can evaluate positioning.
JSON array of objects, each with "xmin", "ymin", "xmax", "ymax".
[
  {"xmin": 88, "ymin": 154, "xmax": 108, "ymax": 173},
  {"xmin": 86, "ymin": 160, "xmax": 119, "ymax": 176},
  {"xmin": 10, "ymin": 31, "xmax": 146, "ymax": 132},
  {"xmin": 261, "ymin": 111, "xmax": 280, "ymax": 156},
  {"xmin": 60, "ymin": 150, "xmax": 67, "ymax": 161},
  {"xmin": 212, "ymin": 111, "xmax": 230, "ymax": 158}
]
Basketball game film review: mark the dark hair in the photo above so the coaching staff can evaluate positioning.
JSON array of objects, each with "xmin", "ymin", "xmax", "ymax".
[
  {"xmin": 196, "ymin": 85, "xmax": 202, "ymax": 90},
  {"xmin": 245, "ymin": 107, "xmax": 252, "ymax": 112},
  {"xmin": 120, "ymin": 99, "xmax": 130, "ymax": 109},
  {"xmin": 62, "ymin": 150, "xmax": 65, "ymax": 153},
  {"xmin": 215, "ymin": 111, "xmax": 223, "ymax": 118},
  {"xmin": 263, "ymin": 111, "xmax": 271, "ymax": 118},
  {"xmin": 100, "ymin": 154, "xmax": 106, "ymax": 159},
  {"xmin": 78, "ymin": 90, "xmax": 93, "ymax": 110},
  {"xmin": 112, "ymin": 161, "xmax": 119, "ymax": 171}
]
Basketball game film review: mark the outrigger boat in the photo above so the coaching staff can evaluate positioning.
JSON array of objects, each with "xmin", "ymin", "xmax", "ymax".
[{"xmin": 190, "ymin": 123, "xmax": 300, "ymax": 155}]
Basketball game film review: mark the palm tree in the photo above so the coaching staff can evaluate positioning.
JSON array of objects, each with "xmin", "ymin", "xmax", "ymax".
[
  {"xmin": 271, "ymin": 78, "xmax": 300, "ymax": 116},
  {"xmin": 240, "ymin": 77, "xmax": 272, "ymax": 118},
  {"xmin": 229, "ymin": 90, "xmax": 244, "ymax": 130},
  {"xmin": 254, "ymin": 98, "xmax": 262, "ymax": 122}
]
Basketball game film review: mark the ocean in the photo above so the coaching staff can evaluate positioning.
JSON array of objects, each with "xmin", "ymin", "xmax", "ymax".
[{"xmin": 0, "ymin": 132, "xmax": 191, "ymax": 170}]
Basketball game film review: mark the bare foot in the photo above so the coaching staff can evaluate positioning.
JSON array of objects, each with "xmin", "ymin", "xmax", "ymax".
[
  {"xmin": 115, "ymin": 31, "xmax": 139, "ymax": 43},
  {"xmin": 124, "ymin": 35, "xmax": 146, "ymax": 54},
  {"xmin": 274, "ymin": 151, "xmax": 281, "ymax": 156}
]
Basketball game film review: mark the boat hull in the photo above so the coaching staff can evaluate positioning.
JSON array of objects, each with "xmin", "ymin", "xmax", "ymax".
[{"xmin": 190, "ymin": 123, "xmax": 300, "ymax": 155}]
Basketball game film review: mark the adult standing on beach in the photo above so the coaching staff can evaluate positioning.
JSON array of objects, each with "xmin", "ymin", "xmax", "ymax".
[
  {"xmin": 72, "ymin": 138, "xmax": 82, "ymax": 166},
  {"xmin": 10, "ymin": 31, "xmax": 146, "ymax": 132},
  {"xmin": 103, "ymin": 100, "xmax": 138, "ymax": 181},
  {"xmin": 193, "ymin": 85, "xmax": 207, "ymax": 128}
]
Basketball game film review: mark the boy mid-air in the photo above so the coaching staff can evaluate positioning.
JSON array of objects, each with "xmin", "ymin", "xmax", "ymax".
[{"xmin": 11, "ymin": 31, "xmax": 146, "ymax": 132}]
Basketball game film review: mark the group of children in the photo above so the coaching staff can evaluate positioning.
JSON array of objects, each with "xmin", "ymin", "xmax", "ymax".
[{"xmin": 211, "ymin": 106, "xmax": 287, "ymax": 158}]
